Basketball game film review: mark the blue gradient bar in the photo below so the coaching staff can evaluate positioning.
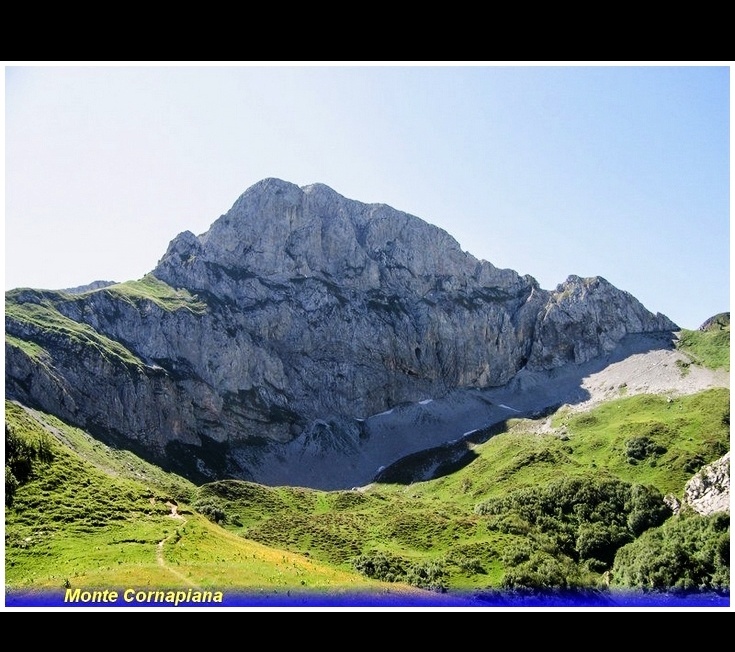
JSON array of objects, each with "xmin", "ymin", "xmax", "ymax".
[{"xmin": 5, "ymin": 587, "xmax": 730, "ymax": 609}]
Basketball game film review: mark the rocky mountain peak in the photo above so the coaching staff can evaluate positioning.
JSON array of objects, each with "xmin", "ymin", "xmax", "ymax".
[
  {"xmin": 154, "ymin": 178, "xmax": 531, "ymax": 302},
  {"xmin": 6, "ymin": 179, "xmax": 681, "ymax": 486},
  {"xmin": 526, "ymin": 274, "xmax": 678, "ymax": 370}
]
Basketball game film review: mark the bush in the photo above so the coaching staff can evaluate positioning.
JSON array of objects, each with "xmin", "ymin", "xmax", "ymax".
[
  {"xmin": 476, "ymin": 476, "xmax": 672, "ymax": 586},
  {"xmin": 624, "ymin": 436, "xmax": 667, "ymax": 464},
  {"xmin": 626, "ymin": 483, "xmax": 672, "ymax": 536},
  {"xmin": 5, "ymin": 466, "xmax": 19, "ymax": 507},
  {"xmin": 5, "ymin": 422, "xmax": 55, "ymax": 505},
  {"xmin": 502, "ymin": 551, "xmax": 585, "ymax": 590},
  {"xmin": 477, "ymin": 476, "xmax": 668, "ymax": 542},
  {"xmin": 500, "ymin": 540, "xmax": 534, "ymax": 566},
  {"xmin": 352, "ymin": 551, "xmax": 405, "ymax": 583},
  {"xmin": 486, "ymin": 511, "xmax": 531, "ymax": 535},
  {"xmin": 453, "ymin": 554, "xmax": 485, "ymax": 574},
  {"xmin": 575, "ymin": 522, "xmax": 632, "ymax": 565},
  {"xmin": 612, "ymin": 512, "xmax": 730, "ymax": 591},
  {"xmin": 405, "ymin": 560, "xmax": 447, "ymax": 593},
  {"xmin": 194, "ymin": 499, "xmax": 228, "ymax": 524},
  {"xmin": 352, "ymin": 552, "xmax": 448, "ymax": 592}
]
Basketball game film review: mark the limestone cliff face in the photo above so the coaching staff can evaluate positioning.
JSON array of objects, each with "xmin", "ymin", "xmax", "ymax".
[
  {"xmin": 5, "ymin": 178, "xmax": 678, "ymax": 483},
  {"xmin": 151, "ymin": 179, "xmax": 546, "ymax": 407},
  {"xmin": 684, "ymin": 452, "xmax": 730, "ymax": 516},
  {"xmin": 528, "ymin": 275, "xmax": 677, "ymax": 369}
]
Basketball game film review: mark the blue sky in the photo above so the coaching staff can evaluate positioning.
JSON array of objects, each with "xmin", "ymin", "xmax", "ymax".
[{"xmin": 4, "ymin": 63, "xmax": 731, "ymax": 329}]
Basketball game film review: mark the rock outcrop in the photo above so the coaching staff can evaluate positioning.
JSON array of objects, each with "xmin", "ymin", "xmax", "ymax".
[
  {"xmin": 5, "ymin": 178, "xmax": 678, "ymax": 485},
  {"xmin": 699, "ymin": 312, "xmax": 730, "ymax": 332},
  {"xmin": 683, "ymin": 452, "xmax": 730, "ymax": 516},
  {"xmin": 61, "ymin": 280, "xmax": 117, "ymax": 295}
]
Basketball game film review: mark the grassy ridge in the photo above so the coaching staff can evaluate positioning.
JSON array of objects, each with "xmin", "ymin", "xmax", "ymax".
[
  {"xmin": 6, "ymin": 297, "xmax": 145, "ymax": 369},
  {"xmin": 102, "ymin": 274, "xmax": 207, "ymax": 315},
  {"xmin": 5, "ymin": 275, "xmax": 207, "ymax": 377},
  {"xmin": 4, "ymin": 402, "xmax": 389, "ymax": 596},
  {"xmin": 676, "ymin": 316, "xmax": 730, "ymax": 371}
]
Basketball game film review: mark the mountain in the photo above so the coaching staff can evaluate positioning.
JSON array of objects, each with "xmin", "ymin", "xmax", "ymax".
[{"xmin": 5, "ymin": 178, "xmax": 678, "ymax": 488}]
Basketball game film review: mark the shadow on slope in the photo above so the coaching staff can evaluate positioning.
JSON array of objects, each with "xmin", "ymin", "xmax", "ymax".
[
  {"xmin": 371, "ymin": 332, "xmax": 681, "ymax": 486},
  {"xmin": 240, "ymin": 331, "xmax": 686, "ymax": 490}
]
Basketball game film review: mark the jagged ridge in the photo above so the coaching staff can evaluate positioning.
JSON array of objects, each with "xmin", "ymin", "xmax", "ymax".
[{"xmin": 5, "ymin": 179, "xmax": 677, "ymax": 485}]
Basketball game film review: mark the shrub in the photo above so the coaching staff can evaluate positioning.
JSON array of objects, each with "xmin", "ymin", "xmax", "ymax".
[
  {"xmin": 502, "ymin": 551, "xmax": 585, "ymax": 590},
  {"xmin": 5, "ymin": 422, "xmax": 55, "ymax": 505},
  {"xmin": 612, "ymin": 512, "xmax": 730, "ymax": 591},
  {"xmin": 405, "ymin": 560, "xmax": 447, "ymax": 593},
  {"xmin": 575, "ymin": 522, "xmax": 632, "ymax": 565},
  {"xmin": 476, "ymin": 476, "xmax": 672, "ymax": 585},
  {"xmin": 5, "ymin": 466, "xmax": 19, "ymax": 507},
  {"xmin": 194, "ymin": 499, "xmax": 228, "ymax": 524},
  {"xmin": 352, "ymin": 551, "xmax": 405, "ymax": 583},
  {"xmin": 624, "ymin": 436, "xmax": 667, "ymax": 464},
  {"xmin": 626, "ymin": 483, "xmax": 672, "ymax": 536}
]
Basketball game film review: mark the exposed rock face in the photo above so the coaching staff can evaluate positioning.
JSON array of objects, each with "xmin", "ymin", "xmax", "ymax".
[
  {"xmin": 699, "ymin": 312, "xmax": 730, "ymax": 332},
  {"xmin": 61, "ymin": 280, "xmax": 117, "ymax": 295},
  {"xmin": 683, "ymin": 452, "xmax": 730, "ymax": 516},
  {"xmin": 528, "ymin": 275, "xmax": 676, "ymax": 369},
  {"xmin": 5, "ymin": 178, "xmax": 678, "ymax": 484}
]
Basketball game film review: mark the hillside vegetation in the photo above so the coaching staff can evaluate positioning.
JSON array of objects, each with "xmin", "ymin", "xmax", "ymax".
[
  {"xmin": 676, "ymin": 313, "xmax": 730, "ymax": 372},
  {"xmin": 7, "ymin": 389, "xmax": 727, "ymax": 604},
  {"xmin": 194, "ymin": 388, "xmax": 729, "ymax": 596},
  {"xmin": 4, "ymin": 403, "xmax": 401, "ymax": 602},
  {"xmin": 4, "ymin": 321, "xmax": 730, "ymax": 606}
]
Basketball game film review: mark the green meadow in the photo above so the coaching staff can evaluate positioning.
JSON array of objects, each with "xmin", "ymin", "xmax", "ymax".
[{"xmin": 4, "ymin": 324, "xmax": 730, "ymax": 603}]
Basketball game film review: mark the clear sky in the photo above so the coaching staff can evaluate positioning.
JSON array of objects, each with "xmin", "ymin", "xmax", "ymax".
[{"xmin": 4, "ymin": 63, "xmax": 731, "ymax": 329}]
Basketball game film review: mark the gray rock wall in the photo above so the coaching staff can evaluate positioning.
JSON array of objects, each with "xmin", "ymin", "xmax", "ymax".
[
  {"xmin": 684, "ymin": 452, "xmax": 730, "ymax": 516},
  {"xmin": 5, "ymin": 178, "xmax": 678, "ymax": 481}
]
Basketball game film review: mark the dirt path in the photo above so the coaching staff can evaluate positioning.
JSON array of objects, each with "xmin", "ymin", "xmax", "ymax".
[
  {"xmin": 155, "ymin": 502, "xmax": 202, "ymax": 589},
  {"xmin": 14, "ymin": 404, "xmax": 204, "ymax": 589}
]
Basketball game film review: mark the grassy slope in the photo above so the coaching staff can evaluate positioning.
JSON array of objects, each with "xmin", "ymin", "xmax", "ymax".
[
  {"xmin": 5, "ymin": 388, "xmax": 729, "ymax": 598},
  {"xmin": 199, "ymin": 388, "xmax": 728, "ymax": 593},
  {"xmin": 5, "ymin": 320, "xmax": 729, "ymax": 601},
  {"xmin": 5, "ymin": 275, "xmax": 207, "ymax": 371},
  {"xmin": 101, "ymin": 275, "xmax": 207, "ymax": 315},
  {"xmin": 4, "ymin": 403, "xmax": 392, "ymax": 597},
  {"xmin": 676, "ymin": 316, "xmax": 730, "ymax": 372},
  {"xmin": 5, "ymin": 296, "xmax": 145, "ymax": 369}
]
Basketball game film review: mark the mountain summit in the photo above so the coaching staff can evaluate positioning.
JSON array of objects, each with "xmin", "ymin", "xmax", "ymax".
[{"xmin": 6, "ymin": 179, "xmax": 677, "ymax": 487}]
